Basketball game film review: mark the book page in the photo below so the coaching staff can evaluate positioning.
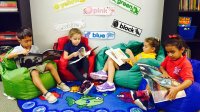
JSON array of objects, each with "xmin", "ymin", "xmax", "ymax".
[
  {"xmin": 105, "ymin": 48, "xmax": 128, "ymax": 66},
  {"xmin": 42, "ymin": 49, "xmax": 63, "ymax": 61}
]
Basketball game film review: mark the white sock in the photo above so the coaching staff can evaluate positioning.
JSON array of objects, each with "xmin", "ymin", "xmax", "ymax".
[
  {"xmin": 107, "ymin": 81, "xmax": 114, "ymax": 86},
  {"xmin": 102, "ymin": 70, "xmax": 106, "ymax": 73}
]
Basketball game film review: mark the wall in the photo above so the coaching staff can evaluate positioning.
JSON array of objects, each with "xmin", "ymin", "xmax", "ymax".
[{"xmin": 30, "ymin": 0, "xmax": 164, "ymax": 52}]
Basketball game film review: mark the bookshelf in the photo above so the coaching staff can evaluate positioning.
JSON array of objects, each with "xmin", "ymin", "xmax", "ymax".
[
  {"xmin": 0, "ymin": 0, "xmax": 32, "ymax": 47},
  {"xmin": 178, "ymin": 0, "xmax": 200, "ymax": 60},
  {"xmin": 162, "ymin": 0, "xmax": 200, "ymax": 60}
]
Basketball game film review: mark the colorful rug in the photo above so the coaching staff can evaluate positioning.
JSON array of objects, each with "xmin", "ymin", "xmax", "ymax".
[{"xmin": 17, "ymin": 81, "xmax": 158, "ymax": 112}]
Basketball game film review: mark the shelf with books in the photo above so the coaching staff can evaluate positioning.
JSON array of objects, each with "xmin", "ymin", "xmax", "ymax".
[
  {"xmin": 178, "ymin": 11, "xmax": 200, "ymax": 60},
  {"xmin": 0, "ymin": 0, "xmax": 31, "ymax": 48}
]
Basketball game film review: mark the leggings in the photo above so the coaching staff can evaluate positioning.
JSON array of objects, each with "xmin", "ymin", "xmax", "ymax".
[{"xmin": 67, "ymin": 57, "xmax": 89, "ymax": 81}]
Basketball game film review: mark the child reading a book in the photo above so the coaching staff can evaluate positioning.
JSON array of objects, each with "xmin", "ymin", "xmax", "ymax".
[
  {"xmin": 159, "ymin": 34, "xmax": 194, "ymax": 100},
  {"xmin": 63, "ymin": 28, "xmax": 94, "ymax": 95},
  {"xmin": 7, "ymin": 28, "xmax": 70, "ymax": 103},
  {"xmin": 90, "ymin": 37, "xmax": 160, "ymax": 92}
]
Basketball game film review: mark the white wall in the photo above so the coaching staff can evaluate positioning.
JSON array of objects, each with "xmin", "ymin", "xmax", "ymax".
[{"xmin": 30, "ymin": 0, "xmax": 164, "ymax": 52}]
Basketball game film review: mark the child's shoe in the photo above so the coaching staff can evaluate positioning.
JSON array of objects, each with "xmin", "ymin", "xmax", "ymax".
[
  {"xmin": 43, "ymin": 92, "xmax": 57, "ymax": 103},
  {"xmin": 90, "ymin": 70, "xmax": 108, "ymax": 80},
  {"xmin": 57, "ymin": 82, "xmax": 70, "ymax": 92},
  {"xmin": 78, "ymin": 80, "xmax": 94, "ymax": 95},
  {"xmin": 96, "ymin": 82, "xmax": 116, "ymax": 92}
]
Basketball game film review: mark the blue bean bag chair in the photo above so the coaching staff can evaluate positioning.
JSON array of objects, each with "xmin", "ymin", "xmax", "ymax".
[
  {"xmin": 95, "ymin": 40, "xmax": 165, "ymax": 89},
  {"xmin": 138, "ymin": 59, "xmax": 200, "ymax": 112}
]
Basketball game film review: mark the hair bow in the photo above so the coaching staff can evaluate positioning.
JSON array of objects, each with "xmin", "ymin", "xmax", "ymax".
[{"xmin": 168, "ymin": 34, "xmax": 177, "ymax": 38}]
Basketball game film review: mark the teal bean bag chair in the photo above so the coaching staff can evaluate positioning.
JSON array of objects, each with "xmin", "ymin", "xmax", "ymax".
[
  {"xmin": 0, "ymin": 56, "xmax": 56, "ymax": 99},
  {"xmin": 95, "ymin": 40, "xmax": 165, "ymax": 89}
]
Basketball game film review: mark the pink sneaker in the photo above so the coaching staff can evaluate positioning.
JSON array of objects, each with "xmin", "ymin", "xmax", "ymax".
[
  {"xmin": 90, "ymin": 70, "xmax": 108, "ymax": 80},
  {"xmin": 96, "ymin": 82, "xmax": 116, "ymax": 92}
]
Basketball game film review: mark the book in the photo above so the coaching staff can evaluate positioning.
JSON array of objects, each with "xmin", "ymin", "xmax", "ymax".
[
  {"xmin": 105, "ymin": 48, "xmax": 128, "ymax": 66},
  {"xmin": 69, "ymin": 46, "xmax": 98, "ymax": 65},
  {"xmin": 178, "ymin": 16, "xmax": 192, "ymax": 27},
  {"xmin": 16, "ymin": 49, "xmax": 63, "ymax": 68},
  {"xmin": 137, "ymin": 63, "xmax": 186, "ymax": 103}
]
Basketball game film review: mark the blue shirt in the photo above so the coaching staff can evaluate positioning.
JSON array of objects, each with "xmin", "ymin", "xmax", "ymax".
[{"xmin": 64, "ymin": 41, "xmax": 87, "ymax": 61}]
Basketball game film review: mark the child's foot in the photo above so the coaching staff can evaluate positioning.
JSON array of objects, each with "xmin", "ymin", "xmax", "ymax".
[
  {"xmin": 78, "ymin": 80, "xmax": 94, "ymax": 95},
  {"xmin": 43, "ymin": 92, "xmax": 57, "ymax": 103},
  {"xmin": 96, "ymin": 82, "xmax": 116, "ymax": 92},
  {"xmin": 57, "ymin": 82, "xmax": 70, "ymax": 92},
  {"xmin": 90, "ymin": 70, "xmax": 108, "ymax": 80}
]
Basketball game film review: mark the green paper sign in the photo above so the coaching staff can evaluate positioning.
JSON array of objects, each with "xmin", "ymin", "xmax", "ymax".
[{"xmin": 110, "ymin": 0, "xmax": 141, "ymax": 15}]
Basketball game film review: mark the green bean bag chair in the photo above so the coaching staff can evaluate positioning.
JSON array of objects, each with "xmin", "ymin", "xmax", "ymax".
[
  {"xmin": 0, "ymin": 56, "xmax": 56, "ymax": 99},
  {"xmin": 95, "ymin": 40, "xmax": 165, "ymax": 89}
]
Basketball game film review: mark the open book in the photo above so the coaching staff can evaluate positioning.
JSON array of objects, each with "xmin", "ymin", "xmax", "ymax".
[
  {"xmin": 16, "ymin": 49, "xmax": 63, "ymax": 68},
  {"xmin": 69, "ymin": 46, "xmax": 98, "ymax": 65},
  {"xmin": 105, "ymin": 48, "xmax": 128, "ymax": 66},
  {"xmin": 137, "ymin": 63, "xmax": 186, "ymax": 103}
]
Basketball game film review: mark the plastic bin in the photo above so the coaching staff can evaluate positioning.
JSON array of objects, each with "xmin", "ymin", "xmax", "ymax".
[{"xmin": 178, "ymin": 26, "xmax": 197, "ymax": 40}]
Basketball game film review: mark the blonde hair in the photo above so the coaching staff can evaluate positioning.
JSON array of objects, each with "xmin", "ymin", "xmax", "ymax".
[{"xmin": 68, "ymin": 28, "xmax": 82, "ymax": 38}]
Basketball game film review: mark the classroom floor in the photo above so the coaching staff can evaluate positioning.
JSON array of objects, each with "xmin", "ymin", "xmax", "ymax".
[{"xmin": 0, "ymin": 82, "xmax": 21, "ymax": 112}]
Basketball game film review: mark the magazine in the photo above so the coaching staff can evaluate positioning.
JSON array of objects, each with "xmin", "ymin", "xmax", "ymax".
[
  {"xmin": 16, "ymin": 49, "xmax": 63, "ymax": 68},
  {"xmin": 69, "ymin": 46, "xmax": 98, "ymax": 65},
  {"xmin": 137, "ymin": 63, "xmax": 186, "ymax": 103},
  {"xmin": 105, "ymin": 48, "xmax": 128, "ymax": 66}
]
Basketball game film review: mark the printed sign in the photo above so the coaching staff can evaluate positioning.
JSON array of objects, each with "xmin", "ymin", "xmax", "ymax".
[
  {"xmin": 55, "ymin": 20, "xmax": 85, "ymax": 31},
  {"xmin": 83, "ymin": 6, "xmax": 115, "ymax": 16},
  {"xmin": 110, "ymin": 0, "xmax": 141, "ymax": 15},
  {"xmin": 84, "ymin": 31, "xmax": 115, "ymax": 40},
  {"xmin": 111, "ymin": 19, "xmax": 142, "ymax": 37},
  {"xmin": 53, "ymin": 0, "xmax": 86, "ymax": 11}
]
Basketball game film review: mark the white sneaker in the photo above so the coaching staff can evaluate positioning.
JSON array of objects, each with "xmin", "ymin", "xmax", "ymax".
[
  {"xmin": 57, "ymin": 82, "xmax": 70, "ymax": 92},
  {"xmin": 43, "ymin": 92, "xmax": 57, "ymax": 103}
]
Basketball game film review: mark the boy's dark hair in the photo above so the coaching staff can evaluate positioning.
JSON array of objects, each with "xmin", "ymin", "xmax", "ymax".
[
  {"xmin": 17, "ymin": 27, "xmax": 33, "ymax": 40},
  {"xmin": 164, "ymin": 34, "xmax": 188, "ymax": 54},
  {"xmin": 145, "ymin": 37, "xmax": 160, "ymax": 53},
  {"xmin": 68, "ymin": 28, "xmax": 82, "ymax": 37}
]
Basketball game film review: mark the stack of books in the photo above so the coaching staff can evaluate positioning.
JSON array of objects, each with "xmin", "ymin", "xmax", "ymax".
[
  {"xmin": 179, "ymin": 0, "xmax": 200, "ymax": 11},
  {"xmin": 0, "ymin": 1, "xmax": 17, "ymax": 12}
]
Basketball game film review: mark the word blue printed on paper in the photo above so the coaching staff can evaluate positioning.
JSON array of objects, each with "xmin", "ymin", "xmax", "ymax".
[{"xmin": 84, "ymin": 31, "xmax": 115, "ymax": 40}]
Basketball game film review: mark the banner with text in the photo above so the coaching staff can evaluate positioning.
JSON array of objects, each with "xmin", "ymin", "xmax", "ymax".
[{"xmin": 84, "ymin": 31, "xmax": 115, "ymax": 40}]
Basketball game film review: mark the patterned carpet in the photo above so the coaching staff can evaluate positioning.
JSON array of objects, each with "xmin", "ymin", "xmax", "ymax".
[{"xmin": 17, "ymin": 81, "xmax": 157, "ymax": 112}]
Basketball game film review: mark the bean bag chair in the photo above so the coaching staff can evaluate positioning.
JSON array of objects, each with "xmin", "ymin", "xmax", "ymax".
[
  {"xmin": 54, "ymin": 36, "xmax": 95, "ymax": 81},
  {"xmin": 0, "ymin": 55, "xmax": 56, "ymax": 99},
  {"xmin": 95, "ymin": 40, "xmax": 165, "ymax": 89}
]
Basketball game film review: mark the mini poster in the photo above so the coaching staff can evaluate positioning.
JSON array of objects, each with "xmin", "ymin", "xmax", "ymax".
[
  {"xmin": 84, "ymin": 31, "xmax": 115, "ymax": 40},
  {"xmin": 111, "ymin": 19, "xmax": 142, "ymax": 37},
  {"xmin": 110, "ymin": 0, "xmax": 141, "ymax": 15},
  {"xmin": 83, "ymin": 6, "xmax": 115, "ymax": 16},
  {"xmin": 53, "ymin": 0, "xmax": 86, "ymax": 11},
  {"xmin": 55, "ymin": 20, "xmax": 85, "ymax": 31}
]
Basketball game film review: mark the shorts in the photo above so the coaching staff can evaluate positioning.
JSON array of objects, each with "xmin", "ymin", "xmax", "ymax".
[
  {"xmin": 119, "ymin": 63, "xmax": 132, "ymax": 70},
  {"xmin": 28, "ymin": 63, "xmax": 47, "ymax": 73}
]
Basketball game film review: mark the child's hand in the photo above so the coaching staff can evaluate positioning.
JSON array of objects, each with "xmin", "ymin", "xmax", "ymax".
[
  {"xmin": 166, "ymin": 86, "xmax": 179, "ymax": 100},
  {"xmin": 125, "ymin": 49, "xmax": 133, "ymax": 56},
  {"xmin": 20, "ymin": 49, "xmax": 29, "ymax": 55},
  {"xmin": 72, "ymin": 52, "xmax": 79, "ymax": 57},
  {"xmin": 161, "ymin": 72, "xmax": 171, "ymax": 78}
]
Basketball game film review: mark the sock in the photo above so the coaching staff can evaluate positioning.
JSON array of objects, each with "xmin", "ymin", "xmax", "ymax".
[
  {"xmin": 102, "ymin": 70, "xmax": 106, "ymax": 73},
  {"xmin": 43, "ymin": 91, "xmax": 49, "ymax": 96},
  {"xmin": 58, "ymin": 82, "xmax": 62, "ymax": 85},
  {"xmin": 107, "ymin": 81, "xmax": 114, "ymax": 86}
]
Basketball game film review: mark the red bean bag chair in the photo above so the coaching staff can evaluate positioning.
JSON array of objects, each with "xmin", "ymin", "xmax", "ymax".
[{"xmin": 54, "ymin": 36, "xmax": 95, "ymax": 81}]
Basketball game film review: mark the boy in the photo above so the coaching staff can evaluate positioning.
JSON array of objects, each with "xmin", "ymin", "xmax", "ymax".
[{"xmin": 7, "ymin": 28, "xmax": 70, "ymax": 103}]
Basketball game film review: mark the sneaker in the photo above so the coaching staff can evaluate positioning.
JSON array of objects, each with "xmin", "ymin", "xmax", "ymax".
[
  {"xmin": 90, "ymin": 70, "xmax": 108, "ymax": 80},
  {"xmin": 43, "ymin": 92, "xmax": 57, "ymax": 103},
  {"xmin": 78, "ymin": 80, "xmax": 94, "ymax": 95},
  {"xmin": 57, "ymin": 82, "xmax": 70, "ymax": 92},
  {"xmin": 96, "ymin": 82, "xmax": 116, "ymax": 92}
]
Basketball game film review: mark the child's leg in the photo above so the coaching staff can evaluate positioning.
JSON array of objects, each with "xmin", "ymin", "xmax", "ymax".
[
  {"xmin": 31, "ymin": 70, "xmax": 48, "ymax": 94},
  {"xmin": 45, "ymin": 63, "xmax": 70, "ymax": 91},
  {"xmin": 81, "ymin": 57, "xmax": 89, "ymax": 75},
  {"xmin": 107, "ymin": 57, "xmax": 118, "ymax": 83},
  {"xmin": 67, "ymin": 63, "xmax": 85, "ymax": 81},
  {"xmin": 45, "ymin": 63, "xmax": 62, "ymax": 84}
]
